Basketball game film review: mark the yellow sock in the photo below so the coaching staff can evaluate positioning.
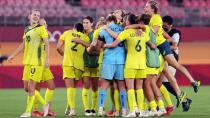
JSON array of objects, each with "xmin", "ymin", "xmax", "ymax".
[
  {"xmin": 144, "ymin": 101, "xmax": 149, "ymax": 110},
  {"xmin": 26, "ymin": 95, "xmax": 35, "ymax": 113},
  {"xmin": 35, "ymin": 90, "xmax": 46, "ymax": 105},
  {"xmin": 160, "ymin": 85, "xmax": 173, "ymax": 107},
  {"xmin": 157, "ymin": 99, "xmax": 165, "ymax": 109},
  {"xmin": 110, "ymin": 86, "xmax": 115, "ymax": 107},
  {"xmin": 33, "ymin": 98, "xmax": 38, "ymax": 111},
  {"xmin": 67, "ymin": 87, "xmax": 76, "ymax": 109},
  {"xmin": 133, "ymin": 93, "xmax": 137, "ymax": 108},
  {"xmin": 127, "ymin": 89, "xmax": 135, "ymax": 112},
  {"xmin": 149, "ymin": 100, "xmax": 157, "ymax": 111},
  {"xmin": 136, "ymin": 89, "xmax": 144, "ymax": 111},
  {"xmin": 82, "ymin": 88, "xmax": 90, "ymax": 111},
  {"xmin": 91, "ymin": 90, "xmax": 98, "ymax": 110},
  {"xmin": 45, "ymin": 89, "xmax": 54, "ymax": 104},
  {"xmin": 114, "ymin": 90, "xmax": 120, "ymax": 112}
]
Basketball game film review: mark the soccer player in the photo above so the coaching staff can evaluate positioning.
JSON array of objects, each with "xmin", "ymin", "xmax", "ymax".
[
  {"xmin": 161, "ymin": 15, "xmax": 192, "ymax": 112},
  {"xmin": 125, "ymin": 0, "xmax": 199, "ymax": 108},
  {"xmin": 29, "ymin": 18, "xmax": 56, "ymax": 117},
  {"xmin": 8, "ymin": 9, "xmax": 50, "ymax": 117},
  {"xmin": 104, "ymin": 14, "xmax": 156, "ymax": 117},
  {"xmin": 136, "ymin": 13, "xmax": 168, "ymax": 117},
  {"xmin": 145, "ymin": 0, "xmax": 200, "ymax": 93},
  {"xmin": 56, "ymin": 23, "xmax": 90, "ymax": 116},
  {"xmin": 97, "ymin": 15, "xmax": 127, "ymax": 117},
  {"xmin": 104, "ymin": 9, "xmax": 126, "ymax": 117},
  {"xmin": 82, "ymin": 16, "xmax": 99, "ymax": 116}
]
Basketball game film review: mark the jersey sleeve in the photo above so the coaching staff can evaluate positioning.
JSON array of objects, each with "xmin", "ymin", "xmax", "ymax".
[
  {"xmin": 39, "ymin": 26, "xmax": 49, "ymax": 39},
  {"xmin": 82, "ymin": 34, "xmax": 90, "ymax": 43},
  {"xmin": 144, "ymin": 32, "xmax": 150, "ymax": 42},
  {"xmin": 59, "ymin": 31, "xmax": 67, "ymax": 41},
  {"xmin": 93, "ymin": 28, "xmax": 101, "ymax": 39},
  {"xmin": 151, "ymin": 15, "xmax": 162, "ymax": 27},
  {"xmin": 117, "ymin": 30, "xmax": 128, "ymax": 41}
]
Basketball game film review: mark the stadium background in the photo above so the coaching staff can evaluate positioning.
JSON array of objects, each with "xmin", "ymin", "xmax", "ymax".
[{"xmin": 0, "ymin": 0, "xmax": 210, "ymax": 117}]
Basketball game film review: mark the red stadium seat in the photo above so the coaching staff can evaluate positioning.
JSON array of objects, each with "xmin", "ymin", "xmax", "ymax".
[
  {"xmin": 81, "ymin": 0, "xmax": 89, "ymax": 7},
  {"xmin": 183, "ymin": 0, "xmax": 191, "ymax": 8},
  {"xmin": 0, "ymin": 0, "xmax": 6, "ymax": 6},
  {"xmin": 136, "ymin": 0, "xmax": 146, "ymax": 7}
]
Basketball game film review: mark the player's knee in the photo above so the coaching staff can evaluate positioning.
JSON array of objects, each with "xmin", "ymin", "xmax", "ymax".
[
  {"xmin": 92, "ymin": 86, "xmax": 98, "ymax": 92},
  {"xmin": 48, "ymin": 83, "xmax": 56, "ymax": 90}
]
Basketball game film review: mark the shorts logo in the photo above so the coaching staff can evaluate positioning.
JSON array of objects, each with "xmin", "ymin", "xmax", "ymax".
[{"xmin": 31, "ymin": 68, "xmax": 36, "ymax": 74}]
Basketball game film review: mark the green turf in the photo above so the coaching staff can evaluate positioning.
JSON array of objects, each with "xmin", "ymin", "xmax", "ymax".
[{"xmin": 0, "ymin": 86, "xmax": 210, "ymax": 118}]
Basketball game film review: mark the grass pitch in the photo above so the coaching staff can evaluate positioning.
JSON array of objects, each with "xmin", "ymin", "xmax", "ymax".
[{"xmin": 0, "ymin": 86, "xmax": 210, "ymax": 118}]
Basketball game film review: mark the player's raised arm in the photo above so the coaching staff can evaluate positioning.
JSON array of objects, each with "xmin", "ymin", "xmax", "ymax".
[
  {"xmin": 125, "ymin": 23, "xmax": 146, "ymax": 30},
  {"xmin": 102, "ymin": 25, "xmax": 119, "ymax": 39},
  {"xmin": 56, "ymin": 39, "xmax": 64, "ymax": 56},
  {"xmin": 103, "ymin": 38, "xmax": 121, "ymax": 48},
  {"xmin": 7, "ymin": 40, "xmax": 24, "ymax": 62}
]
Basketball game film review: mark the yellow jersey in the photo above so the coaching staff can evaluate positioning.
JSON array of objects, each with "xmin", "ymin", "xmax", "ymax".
[
  {"xmin": 118, "ymin": 29, "xmax": 149, "ymax": 69},
  {"xmin": 23, "ymin": 25, "xmax": 48, "ymax": 66},
  {"xmin": 93, "ymin": 28, "xmax": 103, "ymax": 64},
  {"xmin": 60, "ymin": 29, "xmax": 90, "ymax": 71},
  {"xmin": 149, "ymin": 14, "xmax": 166, "ymax": 46}
]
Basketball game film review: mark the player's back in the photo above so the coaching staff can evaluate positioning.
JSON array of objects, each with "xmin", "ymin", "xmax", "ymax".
[
  {"xmin": 61, "ymin": 29, "xmax": 89, "ymax": 70},
  {"xmin": 99, "ymin": 23, "xmax": 125, "ymax": 65},
  {"xmin": 118, "ymin": 28, "xmax": 149, "ymax": 69}
]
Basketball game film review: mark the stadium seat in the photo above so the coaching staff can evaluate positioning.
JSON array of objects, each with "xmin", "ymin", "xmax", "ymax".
[
  {"xmin": 0, "ymin": 0, "xmax": 6, "ymax": 6},
  {"xmin": 183, "ymin": 0, "xmax": 191, "ymax": 8}
]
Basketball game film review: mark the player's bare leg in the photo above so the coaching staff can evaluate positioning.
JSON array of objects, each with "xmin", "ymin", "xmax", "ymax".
[{"xmin": 164, "ymin": 54, "xmax": 200, "ymax": 93}]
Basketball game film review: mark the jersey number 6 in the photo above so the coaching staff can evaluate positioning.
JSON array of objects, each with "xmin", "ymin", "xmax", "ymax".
[{"xmin": 135, "ymin": 40, "xmax": 141, "ymax": 52}]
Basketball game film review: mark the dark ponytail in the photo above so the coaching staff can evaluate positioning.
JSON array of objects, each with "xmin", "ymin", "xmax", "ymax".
[{"xmin": 127, "ymin": 14, "xmax": 138, "ymax": 25}]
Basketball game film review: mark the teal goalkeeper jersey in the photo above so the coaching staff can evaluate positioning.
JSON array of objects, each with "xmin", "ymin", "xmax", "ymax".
[{"xmin": 83, "ymin": 31, "xmax": 99, "ymax": 68}]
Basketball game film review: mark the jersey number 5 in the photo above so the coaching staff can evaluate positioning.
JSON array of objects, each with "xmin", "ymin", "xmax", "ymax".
[
  {"xmin": 71, "ymin": 43, "xmax": 78, "ymax": 51},
  {"xmin": 135, "ymin": 40, "xmax": 141, "ymax": 52}
]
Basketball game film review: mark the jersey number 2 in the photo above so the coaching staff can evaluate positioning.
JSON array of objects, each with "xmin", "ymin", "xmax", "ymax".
[{"xmin": 71, "ymin": 43, "xmax": 78, "ymax": 51}]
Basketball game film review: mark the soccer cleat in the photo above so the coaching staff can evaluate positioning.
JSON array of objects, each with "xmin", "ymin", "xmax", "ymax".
[
  {"xmin": 125, "ymin": 111, "xmax": 136, "ymax": 117},
  {"xmin": 20, "ymin": 112, "xmax": 31, "ymax": 118},
  {"xmin": 64, "ymin": 107, "xmax": 71, "ymax": 116},
  {"xmin": 106, "ymin": 108, "xmax": 114, "ymax": 117},
  {"xmin": 68, "ymin": 109, "xmax": 76, "ymax": 116},
  {"xmin": 114, "ymin": 111, "xmax": 120, "ymax": 117},
  {"xmin": 147, "ymin": 110, "xmax": 158, "ymax": 117},
  {"xmin": 138, "ymin": 110, "xmax": 144, "ymax": 117},
  {"xmin": 182, "ymin": 98, "xmax": 192, "ymax": 112},
  {"xmin": 32, "ymin": 110, "xmax": 43, "ymax": 117},
  {"xmin": 43, "ymin": 103, "xmax": 49, "ymax": 117},
  {"xmin": 98, "ymin": 107, "xmax": 105, "ymax": 117},
  {"xmin": 157, "ymin": 108, "xmax": 167, "ymax": 116},
  {"xmin": 141, "ymin": 110, "xmax": 150, "ymax": 117},
  {"xmin": 134, "ymin": 106, "xmax": 140, "ymax": 116},
  {"xmin": 121, "ymin": 108, "xmax": 127, "ymax": 117},
  {"xmin": 176, "ymin": 91, "xmax": 187, "ymax": 108},
  {"xmin": 91, "ymin": 109, "xmax": 96, "ymax": 116},
  {"xmin": 192, "ymin": 81, "xmax": 200, "ymax": 93},
  {"xmin": 48, "ymin": 110, "xmax": 56, "ymax": 116},
  {"xmin": 165, "ymin": 106, "xmax": 174, "ymax": 116},
  {"xmin": 85, "ymin": 110, "xmax": 92, "ymax": 116}
]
